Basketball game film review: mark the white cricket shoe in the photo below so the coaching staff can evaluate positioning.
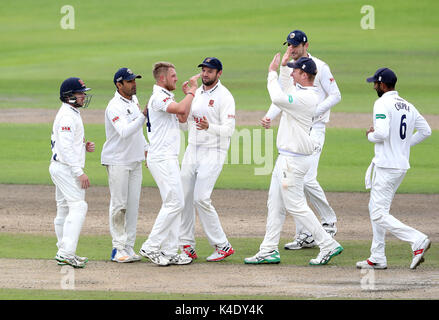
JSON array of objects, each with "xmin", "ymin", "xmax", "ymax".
[
  {"xmin": 410, "ymin": 238, "xmax": 431, "ymax": 269},
  {"xmin": 55, "ymin": 254, "xmax": 87, "ymax": 268},
  {"xmin": 139, "ymin": 248, "xmax": 170, "ymax": 266},
  {"xmin": 55, "ymin": 254, "xmax": 88, "ymax": 266},
  {"xmin": 244, "ymin": 250, "xmax": 280, "ymax": 264},
  {"xmin": 125, "ymin": 246, "xmax": 141, "ymax": 262},
  {"xmin": 356, "ymin": 259, "xmax": 387, "ymax": 269},
  {"xmin": 309, "ymin": 245, "xmax": 344, "ymax": 265},
  {"xmin": 111, "ymin": 248, "xmax": 135, "ymax": 263},
  {"xmin": 322, "ymin": 223, "xmax": 337, "ymax": 238},
  {"xmin": 168, "ymin": 253, "xmax": 192, "ymax": 265},
  {"xmin": 206, "ymin": 243, "xmax": 235, "ymax": 262},
  {"xmin": 284, "ymin": 232, "xmax": 316, "ymax": 250}
]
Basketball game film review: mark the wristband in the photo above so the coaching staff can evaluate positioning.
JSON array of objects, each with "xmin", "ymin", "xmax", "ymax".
[{"xmin": 187, "ymin": 92, "xmax": 195, "ymax": 97}]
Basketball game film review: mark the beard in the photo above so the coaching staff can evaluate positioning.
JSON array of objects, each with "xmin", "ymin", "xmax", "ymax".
[
  {"xmin": 202, "ymin": 78, "xmax": 216, "ymax": 87},
  {"xmin": 376, "ymin": 88, "xmax": 384, "ymax": 97}
]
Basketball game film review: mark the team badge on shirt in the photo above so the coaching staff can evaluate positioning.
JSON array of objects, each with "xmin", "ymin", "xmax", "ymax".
[{"xmin": 208, "ymin": 99, "xmax": 214, "ymax": 107}]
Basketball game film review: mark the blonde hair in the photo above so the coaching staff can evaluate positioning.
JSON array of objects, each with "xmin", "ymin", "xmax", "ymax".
[{"xmin": 153, "ymin": 62, "xmax": 175, "ymax": 80}]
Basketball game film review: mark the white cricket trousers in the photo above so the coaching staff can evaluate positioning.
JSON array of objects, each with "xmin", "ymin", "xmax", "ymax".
[
  {"xmin": 141, "ymin": 157, "xmax": 184, "ymax": 257},
  {"xmin": 49, "ymin": 161, "xmax": 87, "ymax": 258},
  {"xmin": 260, "ymin": 154, "xmax": 337, "ymax": 253},
  {"xmin": 106, "ymin": 162, "xmax": 142, "ymax": 250},
  {"xmin": 295, "ymin": 126, "xmax": 337, "ymax": 235},
  {"xmin": 179, "ymin": 145, "xmax": 229, "ymax": 249},
  {"xmin": 368, "ymin": 166, "xmax": 427, "ymax": 264}
]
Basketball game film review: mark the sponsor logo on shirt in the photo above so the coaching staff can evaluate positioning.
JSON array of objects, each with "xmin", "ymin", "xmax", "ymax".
[
  {"xmin": 329, "ymin": 78, "xmax": 335, "ymax": 82},
  {"xmin": 376, "ymin": 114, "xmax": 386, "ymax": 119},
  {"xmin": 112, "ymin": 116, "xmax": 120, "ymax": 123},
  {"xmin": 228, "ymin": 114, "xmax": 235, "ymax": 119},
  {"xmin": 61, "ymin": 126, "xmax": 71, "ymax": 131},
  {"xmin": 163, "ymin": 97, "xmax": 171, "ymax": 103}
]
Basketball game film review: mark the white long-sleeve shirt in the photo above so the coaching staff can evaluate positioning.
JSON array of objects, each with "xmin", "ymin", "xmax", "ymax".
[
  {"xmin": 50, "ymin": 103, "xmax": 86, "ymax": 177},
  {"xmin": 101, "ymin": 91, "xmax": 148, "ymax": 165},
  {"xmin": 185, "ymin": 80, "xmax": 235, "ymax": 152},
  {"xmin": 267, "ymin": 71, "xmax": 318, "ymax": 156},
  {"xmin": 367, "ymin": 91, "xmax": 431, "ymax": 169},
  {"xmin": 265, "ymin": 53, "xmax": 341, "ymax": 127}
]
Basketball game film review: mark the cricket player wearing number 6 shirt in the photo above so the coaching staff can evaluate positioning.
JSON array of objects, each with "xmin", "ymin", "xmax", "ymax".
[
  {"xmin": 244, "ymin": 55, "xmax": 343, "ymax": 265},
  {"xmin": 357, "ymin": 68, "xmax": 432, "ymax": 270},
  {"xmin": 178, "ymin": 57, "xmax": 236, "ymax": 262}
]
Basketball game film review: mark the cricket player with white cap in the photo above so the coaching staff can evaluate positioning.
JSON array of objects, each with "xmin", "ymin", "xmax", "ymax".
[
  {"xmin": 244, "ymin": 54, "xmax": 343, "ymax": 265},
  {"xmin": 178, "ymin": 57, "xmax": 236, "ymax": 262},
  {"xmin": 50, "ymin": 77, "xmax": 94, "ymax": 268},
  {"xmin": 262, "ymin": 30, "xmax": 341, "ymax": 250},
  {"xmin": 101, "ymin": 67, "xmax": 149, "ymax": 263},
  {"xmin": 139, "ymin": 62, "xmax": 200, "ymax": 266},
  {"xmin": 357, "ymin": 67, "xmax": 431, "ymax": 270}
]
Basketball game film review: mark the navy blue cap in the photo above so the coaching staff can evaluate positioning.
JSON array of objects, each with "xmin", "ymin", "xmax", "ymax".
[
  {"xmin": 113, "ymin": 67, "xmax": 142, "ymax": 84},
  {"xmin": 60, "ymin": 77, "xmax": 90, "ymax": 99},
  {"xmin": 283, "ymin": 30, "xmax": 308, "ymax": 46},
  {"xmin": 197, "ymin": 57, "xmax": 223, "ymax": 71},
  {"xmin": 287, "ymin": 57, "xmax": 317, "ymax": 75},
  {"xmin": 366, "ymin": 67, "xmax": 397, "ymax": 85}
]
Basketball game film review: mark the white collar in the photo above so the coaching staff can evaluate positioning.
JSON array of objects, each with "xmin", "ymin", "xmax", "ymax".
[
  {"xmin": 201, "ymin": 80, "xmax": 221, "ymax": 94},
  {"xmin": 153, "ymin": 84, "xmax": 174, "ymax": 97}
]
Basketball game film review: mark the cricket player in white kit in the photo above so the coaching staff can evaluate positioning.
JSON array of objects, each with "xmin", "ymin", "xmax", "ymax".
[
  {"xmin": 244, "ymin": 55, "xmax": 343, "ymax": 265},
  {"xmin": 101, "ymin": 68, "xmax": 149, "ymax": 263},
  {"xmin": 139, "ymin": 62, "xmax": 200, "ymax": 266},
  {"xmin": 262, "ymin": 30, "xmax": 341, "ymax": 250},
  {"xmin": 178, "ymin": 57, "xmax": 236, "ymax": 262},
  {"xmin": 50, "ymin": 77, "xmax": 94, "ymax": 268},
  {"xmin": 357, "ymin": 67, "xmax": 431, "ymax": 270}
]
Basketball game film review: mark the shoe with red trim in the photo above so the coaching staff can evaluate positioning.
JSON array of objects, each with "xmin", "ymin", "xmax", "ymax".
[
  {"xmin": 410, "ymin": 238, "xmax": 431, "ymax": 270},
  {"xmin": 182, "ymin": 245, "xmax": 198, "ymax": 260},
  {"xmin": 206, "ymin": 243, "xmax": 235, "ymax": 262},
  {"xmin": 356, "ymin": 259, "xmax": 387, "ymax": 269}
]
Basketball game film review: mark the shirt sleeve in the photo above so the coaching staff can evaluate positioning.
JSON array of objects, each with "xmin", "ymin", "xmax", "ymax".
[
  {"xmin": 368, "ymin": 100, "xmax": 390, "ymax": 143},
  {"xmin": 411, "ymin": 112, "xmax": 432, "ymax": 146},
  {"xmin": 267, "ymin": 71, "xmax": 310, "ymax": 116},
  {"xmin": 265, "ymin": 103, "xmax": 282, "ymax": 120},
  {"xmin": 106, "ymin": 103, "xmax": 146, "ymax": 139},
  {"xmin": 206, "ymin": 93, "xmax": 235, "ymax": 138},
  {"xmin": 314, "ymin": 64, "xmax": 341, "ymax": 118},
  {"xmin": 57, "ymin": 116, "xmax": 84, "ymax": 177}
]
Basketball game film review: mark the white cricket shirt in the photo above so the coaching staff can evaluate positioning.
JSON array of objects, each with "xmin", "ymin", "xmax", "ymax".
[
  {"xmin": 367, "ymin": 91, "xmax": 431, "ymax": 170},
  {"xmin": 101, "ymin": 91, "xmax": 148, "ymax": 165},
  {"xmin": 186, "ymin": 80, "xmax": 235, "ymax": 152},
  {"xmin": 267, "ymin": 71, "xmax": 319, "ymax": 156},
  {"xmin": 50, "ymin": 103, "xmax": 86, "ymax": 177},
  {"xmin": 146, "ymin": 85, "xmax": 181, "ymax": 161}
]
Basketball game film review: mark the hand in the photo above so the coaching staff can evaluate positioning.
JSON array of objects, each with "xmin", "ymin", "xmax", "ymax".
[
  {"xmin": 260, "ymin": 117, "xmax": 271, "ymax": 129},
  {"xmin": 281, "ymin": 45, "xmax": 293, "ymax": 66},
  {"xmin": 78, "ymin": 173, "xmax": 90, "ymax": 189},
  {"xmin": 144, "ymin": 151, "xmax": 148, "ymax": 167},
  {"xmin": 85, "ymin": 141, "xmax": 95, "ymax": 152},
  {"xmin": 269, "ymin": 53, "xmax": 281, "ymax": 72},
  {"xmin": 366, "ymin": 126, "xmax": 375, "ymax": 137},
  {"xmin": 196, "ymin": 116, "xmax": 209, "ymax": 130},
  {"xmin": 183, "ymin": 73, "xmax": 201, "ymax": 95}
]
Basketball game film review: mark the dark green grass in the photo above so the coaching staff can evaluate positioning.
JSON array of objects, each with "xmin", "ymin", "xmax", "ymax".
[
  {"xmin": 0, "ymin": 0, "xmax": 438, "ymax": 113},
  {"xmin": 1, "ymin": 124, "xmax": 438, "ymax": 193}
]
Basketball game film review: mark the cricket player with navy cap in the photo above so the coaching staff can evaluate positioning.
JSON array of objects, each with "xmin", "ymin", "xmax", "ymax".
[
  {"xmin": 101, "ymin": 67, "xmax": 149, "ymax": 263},
  {"xmin": 357, "ymin": 67, "xmax": 432, "ymax": 270},
  {"xmin": 262, "ymin": 30, "xmax": 341, "ymax": 250}
]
